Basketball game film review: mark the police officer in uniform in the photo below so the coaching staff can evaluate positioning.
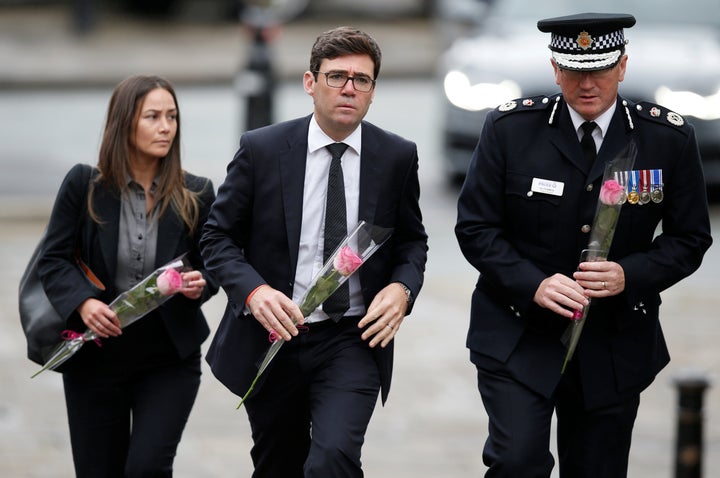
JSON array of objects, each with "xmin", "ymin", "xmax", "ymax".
[{"xmin": 455, "ymin": 13, "xmax": 712, "ymax": 477}]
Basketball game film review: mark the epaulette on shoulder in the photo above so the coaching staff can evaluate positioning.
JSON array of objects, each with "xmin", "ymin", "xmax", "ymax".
[
  {"xmin": 633, "ymin": 101, "xmax": 688, "ymax": 130},
  {"xmin": 496, "ymin": 94, "xmax": 555, "ymax": 115}
]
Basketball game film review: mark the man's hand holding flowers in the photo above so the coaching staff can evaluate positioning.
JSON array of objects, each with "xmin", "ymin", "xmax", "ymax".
[
  {"xmin": 533, "ymin": 262, "xmax": 626, "ymax": 320},
  {"xmin": 246, "ymin": 285, "xmax": 306, "ymax": 342},
  {"xmin": 533, "ymin": 273, "xmax": 588, "ymax": 320},
  {"xmin": 574, "ymin": 260, "xmax": 626, "ymax": 298},
  {"xmin": 358, "ymin": 282, "xmax": 409, "ymax": 348}
]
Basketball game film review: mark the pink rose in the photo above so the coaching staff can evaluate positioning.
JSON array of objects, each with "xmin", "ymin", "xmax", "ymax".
[
  {"xmin": 157, "ymin": 268, "xmax": 183, "ymax": 296},
  {"xmin": 599, "ymin": 179, "xmax": 625, "ymax": 205},
  {"xmin": 333, "ymin": 246, "xmax": 363, "ymax": 276}
]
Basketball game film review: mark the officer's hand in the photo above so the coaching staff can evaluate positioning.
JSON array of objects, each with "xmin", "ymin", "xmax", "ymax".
[
  {"xmin": 534, "ymin": 273, "xmax": 589, "ymax": 319},
  {"xmin": 574, "ymin": 260, "xmax": 626, "ymax": 297}
]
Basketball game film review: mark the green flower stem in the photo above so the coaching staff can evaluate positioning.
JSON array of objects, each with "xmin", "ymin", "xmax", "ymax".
[
  {"xmin": 235, "ymin": 270, "xmax": 344, "ymax": 409},
  {"xmin": 31, "ymin": 255, "xmax": 189, "ymax": 378},
  {"xmin": 560, "ymin": 141, "xmax": 637, "ymax": 374}
]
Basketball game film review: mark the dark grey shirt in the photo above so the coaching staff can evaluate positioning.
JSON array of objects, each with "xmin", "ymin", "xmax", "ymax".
[{"xmin": 114, "ymin": 178, "xmax": 159, "ymax": 293}]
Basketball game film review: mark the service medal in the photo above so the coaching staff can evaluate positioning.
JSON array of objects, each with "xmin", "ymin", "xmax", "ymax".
[
  {"xmin": 638, "ymin": 169, "xmax": 651, "ymax": 205},
  {"xmin": 614, "ymin": 170, "xmax": 628, "ymax": 204},
  {"xmin": 650, "ymin": 188, "xmax": 664, "ymax": 203},
  {"xmin": 650, "ymin": 169, "xmax": 664, "ymax": 203},
  {"xmin": 626, "ymin": 170, "xmax": 640, "ymax": 204}
]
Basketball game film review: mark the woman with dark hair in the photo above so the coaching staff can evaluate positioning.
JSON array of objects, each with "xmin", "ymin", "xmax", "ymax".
[{"xmin": 38, "ymin": 74, "xmax": 218, "ymax": 477}]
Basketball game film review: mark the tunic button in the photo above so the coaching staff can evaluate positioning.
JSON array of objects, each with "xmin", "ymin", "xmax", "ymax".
[
  {"xmin": 581, "ymin": 224, "xmax": 591, "ymax": 233},
  {"xmin": 586, "ymin": 184, "xmax": 593, "ymax": 192}
]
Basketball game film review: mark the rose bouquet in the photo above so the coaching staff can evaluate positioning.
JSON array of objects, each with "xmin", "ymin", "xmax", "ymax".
[
  {"xmin": 236, "ymin": 220, "xmax": 393, "ymax": 408},
  {"xmin": 31, "ymin": 254, "xmax": 190, "ymax": 377},
  {"xmin": 561, "ymin": 142, "xmax": 637, "ymax": 374}
]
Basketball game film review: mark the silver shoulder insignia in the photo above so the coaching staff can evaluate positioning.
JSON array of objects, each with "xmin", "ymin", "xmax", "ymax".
[
  {"xmin": 498, "ymin": 101, "xmax": 517, "ymax": 112},
  {"xmin": 667, "ymin": 111, "xmax": 684, "ymax": 126}
]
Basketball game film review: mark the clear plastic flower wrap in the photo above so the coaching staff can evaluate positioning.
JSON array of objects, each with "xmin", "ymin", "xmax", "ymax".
[
  {"xmin": 561, "ymin": 141, "xmax": 637, "ymax": 374},
  {"xmin": 31, "ymin": 254, "xmax": 190, "ymax": 377},
  {"xmin": 236, "ymin": 221, "xmax": 393, "ymax": 408}
]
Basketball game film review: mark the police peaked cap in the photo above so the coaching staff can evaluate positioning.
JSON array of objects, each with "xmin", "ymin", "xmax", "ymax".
[{"xmin": 537, "ymin": 13, "xmax": 636, "ymax": 71}]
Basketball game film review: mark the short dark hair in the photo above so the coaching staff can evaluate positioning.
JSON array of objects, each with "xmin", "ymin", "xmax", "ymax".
[{"xmin": 309, "ymin": 26, "xmax": 382, "ymax": 80}]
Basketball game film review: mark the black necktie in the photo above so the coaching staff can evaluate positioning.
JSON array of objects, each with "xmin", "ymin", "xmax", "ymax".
[
  {"xmin": 580, "ymin": 121, "xmax": 597, "ymax": 162},
  {"xmin": 323, "ymin": 142, "xmax": 350, "ymax": 321}
]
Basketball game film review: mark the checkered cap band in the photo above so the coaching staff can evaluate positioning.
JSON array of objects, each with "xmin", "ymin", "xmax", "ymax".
[{"xmin": 549, "ymin": 30, "xmax": 626, "ymax": 52}]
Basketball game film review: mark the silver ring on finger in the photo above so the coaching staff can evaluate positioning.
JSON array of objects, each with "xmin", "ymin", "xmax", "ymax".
[
  {"xmin": 386, "ymin": 324, "xmax": 393, "ymax": 330},
  {"xmin": 602, "ymin": 281, "xmax": 607, "ymax": 289}
]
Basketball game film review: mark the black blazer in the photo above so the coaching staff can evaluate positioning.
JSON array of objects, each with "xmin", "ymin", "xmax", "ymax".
[
  {"xmin": 39, "ymin": 163, "xmax": 218, "ymax": 369},
  {"xmin": 456, "ymin": 95, "xmax": 712, "ymax": 409},
  {"xmin": 201, "ymin": 115, "xmax": 428, "ymax": 403}
]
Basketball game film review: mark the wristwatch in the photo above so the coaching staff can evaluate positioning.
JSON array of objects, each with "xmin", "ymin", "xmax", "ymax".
[{"xmin": 397, "ymin": 282, "xmax": 413, "ymax": 306}]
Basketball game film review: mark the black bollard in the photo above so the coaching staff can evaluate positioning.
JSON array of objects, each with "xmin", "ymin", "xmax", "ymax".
[
  {"xmin": 72, "ymin": 0, "xmax": 95, "ymax": 35},
  {"xmin": 237, "ymin": 0, "xmax": 306, "ymax": 133},
  {"xmin": 243, "ymin": 26, "xmax": 275, "ymax": 131},
  {"xmin": 673, "ymin": 371, "xmax": 710, "ymax": 478}
]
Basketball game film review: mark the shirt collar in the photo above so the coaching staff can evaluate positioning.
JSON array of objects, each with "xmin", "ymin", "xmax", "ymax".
[
  {"xmin": 567, "ymin": 100, "xmax": 617, "ymax": 140},
  {"xmin": 124, "ymin": 172, "xmax": 159, "ymax": 193},
  {"xmin": 308, "ymin": 115, "xmax": 362, "ymax": 156}
]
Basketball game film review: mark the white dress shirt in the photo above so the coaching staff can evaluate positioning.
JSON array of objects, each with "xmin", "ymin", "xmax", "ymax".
[{"xmin": 294, "ymin": 115, "xmax": 364, "ymax": 323}]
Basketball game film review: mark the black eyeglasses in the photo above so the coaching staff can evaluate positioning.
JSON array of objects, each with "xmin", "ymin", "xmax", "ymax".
[{"xmin": 314, "ymin": 71, "xmax": 376, "ymax": 92}]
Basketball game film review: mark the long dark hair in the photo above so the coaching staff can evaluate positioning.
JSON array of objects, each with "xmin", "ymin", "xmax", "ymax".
[{"xmin": 89, "ymin": 75, "xmax": 201, "ymax": 233}]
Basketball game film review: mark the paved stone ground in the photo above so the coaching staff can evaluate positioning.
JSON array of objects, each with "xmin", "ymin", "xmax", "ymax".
[{"xmin": 2, "ymin": 200, "xmax": 719, "ymax": 478}]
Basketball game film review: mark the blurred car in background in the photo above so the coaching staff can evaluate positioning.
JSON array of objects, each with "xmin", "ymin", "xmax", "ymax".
[{"xmin": 439, "ymin": 0, "xmax": 720, "ymax": 190}]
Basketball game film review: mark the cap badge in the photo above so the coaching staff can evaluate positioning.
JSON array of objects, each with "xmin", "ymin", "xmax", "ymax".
[
  {"xmin": 650, "ymin": 107, "xmax": 661, "ymax": 118},
  {"xmin": 576, "ymin": 31, "xmax": 593, "ymax": 50},
  {"xmin": 522, "ymin": 99, "xmax": 534, "ymax": 107}
]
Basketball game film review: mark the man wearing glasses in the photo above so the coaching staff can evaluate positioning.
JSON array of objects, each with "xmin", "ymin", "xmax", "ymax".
[{"xmin": 201, "ymin": 26, "xmax": 428, "ymax": 477}]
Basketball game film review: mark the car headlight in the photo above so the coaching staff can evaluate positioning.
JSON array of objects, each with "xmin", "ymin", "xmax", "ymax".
[
  {"xmin": 655, "ymin": 86, "xmax": 720, "ymax": 121},
  {"xmin": 444, "ymin": 70, "xmax": 521, "ymax": 112}
]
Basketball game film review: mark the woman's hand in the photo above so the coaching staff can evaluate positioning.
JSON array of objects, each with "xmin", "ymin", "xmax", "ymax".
[
  {"xmin": 77, "ymin": 298, "xmax": 122, "ymax": 338},
  {"xmin": 180, "ymin": 270, "xmax": 206, "ymax": 300}
]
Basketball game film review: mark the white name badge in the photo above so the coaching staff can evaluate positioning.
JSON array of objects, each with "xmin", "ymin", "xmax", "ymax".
[{"xmin": 531, "ymin": 177, "xmax": 564, "ymax": 197}]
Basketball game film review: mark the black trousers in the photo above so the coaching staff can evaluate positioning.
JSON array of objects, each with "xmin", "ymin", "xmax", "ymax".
[
  {"xmin": 62, "ymin": 350, "xmax": 201, "ymax": 478},
  {"xmin": 245, "ymin": 317, "xmax": 381, "ymax": 478},
  {"xmin": 473, "ymin": 352, "xmax": 640, "ymax": 478}
]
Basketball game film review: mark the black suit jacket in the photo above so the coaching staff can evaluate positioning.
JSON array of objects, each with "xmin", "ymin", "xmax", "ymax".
[
  {"xmin": 201, "ymin": 115, "xmax": 428, "ymax": 404},
  {"xmin": 38, "ymin": 163, "xmax": 218, "ymax": 368},
  {"xmin": 456, "ymin": 96, "xmax": 712, "ymax": 409}
]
